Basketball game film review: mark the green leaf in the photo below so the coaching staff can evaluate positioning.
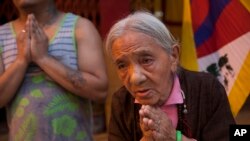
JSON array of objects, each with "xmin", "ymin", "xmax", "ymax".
[
  {"xmin": 30, "ymin": 89, "xmax": 44, "ymax": 98},
  {"xmin": 32, "ymin": 75, "xmax": 45, "ymax": 84},
  {"xmin": 14, "ymin": 113, "xmax": 37, "ymax": 141},
  {"xmin": 52, "ymin": 115, "xmax": 77, "ymax": 137},
  {"xmin": 44, "ymin": 94, "xmax": 79, "ymax": 116}
]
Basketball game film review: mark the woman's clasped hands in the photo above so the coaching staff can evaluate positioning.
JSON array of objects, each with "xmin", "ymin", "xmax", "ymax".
[
  {"xmin": 139, "ymin": 105, "xmax": 176, "ymax": 141},
  {"xmin": 16, "ymin": 14, "xmax": 49, "ymax": 65}
]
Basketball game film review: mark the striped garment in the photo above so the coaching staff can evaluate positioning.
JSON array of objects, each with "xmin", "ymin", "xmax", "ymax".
[{"xmin": 0, "ymin": 13, "xmax": 93, "ymax": 141}]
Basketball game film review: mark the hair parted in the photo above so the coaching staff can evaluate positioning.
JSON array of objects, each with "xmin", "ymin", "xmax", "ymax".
[{"xmin": 105, "ymin": 11, "xmax": 179, "ymax": 57}]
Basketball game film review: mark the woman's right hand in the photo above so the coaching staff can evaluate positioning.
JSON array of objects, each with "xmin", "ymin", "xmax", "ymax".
[{"xmin": 16, "ymin": 25, "xmax": 31, "ymax": 64}]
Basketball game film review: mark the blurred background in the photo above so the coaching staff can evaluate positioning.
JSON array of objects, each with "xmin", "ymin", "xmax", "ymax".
[{"xmin": 0, "ymin": 0, "xmax": 249, "ymax": 141}]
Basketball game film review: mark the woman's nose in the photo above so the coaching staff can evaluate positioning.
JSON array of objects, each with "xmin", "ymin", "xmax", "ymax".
[{"xmin": 129, "ymin": 65, "xmax": 146, "ymax": 86}]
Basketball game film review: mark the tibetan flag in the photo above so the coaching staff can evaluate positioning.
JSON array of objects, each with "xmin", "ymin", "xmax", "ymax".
[{"xmin": 181, "ymin": 0, "xmax": 250, "ymax": 117}]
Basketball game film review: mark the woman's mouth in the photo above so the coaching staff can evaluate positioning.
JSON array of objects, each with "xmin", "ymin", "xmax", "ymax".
[{"xmin": 135, "ymin": 89, "xmax": 152, "ymax": 99}]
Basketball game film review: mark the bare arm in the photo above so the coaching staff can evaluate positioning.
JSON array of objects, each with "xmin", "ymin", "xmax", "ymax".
[
  {"xmin": 30, "ymin": 15, "xmax": 108, "ymax": 102},
  {"xmin": 0, "ymin": 29, "xmax": 31, "ymax": 108}
]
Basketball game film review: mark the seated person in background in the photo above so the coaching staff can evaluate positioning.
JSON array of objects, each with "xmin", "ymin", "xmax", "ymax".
[{"xmin": 105, "ymin": 11, "xmax": 235, "ymax": 141}]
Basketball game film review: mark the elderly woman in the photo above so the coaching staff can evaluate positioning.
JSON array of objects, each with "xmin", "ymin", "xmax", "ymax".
[{"xmin": 105, "ymin": 11, "xmax": 235, "ymax": 141}]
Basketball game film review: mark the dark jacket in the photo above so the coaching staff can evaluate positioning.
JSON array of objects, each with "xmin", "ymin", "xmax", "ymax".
[{"xmin": 108, "ymin": 68, "xmax": 235, "ymax": 141}]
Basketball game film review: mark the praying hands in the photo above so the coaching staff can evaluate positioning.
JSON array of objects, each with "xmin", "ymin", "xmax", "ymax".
[{"xmin": 17, "ymin": 14, "xmax": 49, "ymax": 65}]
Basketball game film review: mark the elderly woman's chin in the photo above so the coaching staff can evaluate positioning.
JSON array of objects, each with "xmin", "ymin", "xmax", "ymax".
[{"xmin": 136, "ymin": 96, "xmax": 160, "ymax": 106}]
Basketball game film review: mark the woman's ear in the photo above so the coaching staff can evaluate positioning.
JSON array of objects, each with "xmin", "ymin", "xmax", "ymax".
[{"xmin": 170, "ymin": 44, "xmax": 180, "ymax": 72}]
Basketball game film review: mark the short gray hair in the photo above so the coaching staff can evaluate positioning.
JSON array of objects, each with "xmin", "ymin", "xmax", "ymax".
[{"xmin": 105, "ymin": 11, "xmax": 179, "ymax": 57}]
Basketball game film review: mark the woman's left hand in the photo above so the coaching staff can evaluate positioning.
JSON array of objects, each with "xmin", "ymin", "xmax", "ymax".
[{"xmin": 27, "ymin": 14, "xmax": 49, "ymax": 63}]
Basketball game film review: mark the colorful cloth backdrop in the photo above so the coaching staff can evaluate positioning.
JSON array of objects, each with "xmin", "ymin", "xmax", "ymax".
[{"xmin": 181, "ymin": 0, "xmax": 250, "ymax": 116}]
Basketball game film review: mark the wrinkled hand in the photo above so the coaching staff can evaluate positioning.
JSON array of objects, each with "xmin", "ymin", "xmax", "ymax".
[
  {"xmin": 16, "ymin": 23, "xmax": 31, "ymax": 63},
  {"xmin": 27, "ymin": 14, "xmax": 49, "ymax": 63},
  {"xmin": 139, "ymin": 105, "xmax": 176, "ymax": 141}
]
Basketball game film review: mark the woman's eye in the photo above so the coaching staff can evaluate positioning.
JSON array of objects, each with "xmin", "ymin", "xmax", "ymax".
[
  {"xmin": 142, "ymin": 58, "xmax": 153, "ymax": 65},
  {"xmin": 117, "ymin": 63, "xmax": 126, "ymax": 70}
]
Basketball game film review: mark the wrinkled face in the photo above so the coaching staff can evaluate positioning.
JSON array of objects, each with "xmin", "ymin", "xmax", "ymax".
[{"xmin": 111, "ymin": 31, "xmax": 178, "ymax": 106}]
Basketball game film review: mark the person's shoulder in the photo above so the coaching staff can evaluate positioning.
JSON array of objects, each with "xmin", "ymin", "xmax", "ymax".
[
  {"xmin": 0, "ymin": 22, "xmax": 12, "ymax": 43},
  {"xmin": 178, "ymin": 67, "xmax": 217, "ymax": 83},
  {"xmin": 112, "ymin": 86, "xmax": 134, "ymax": 103},
  {"xmin": 179, "ymin": 68, "xmax": 228, "ymax": 106},
  {"xmin": 0, "ymin": 22, "xmax": 11, "ymax": 32},
  {"xmin": 70, "ymin": 13, "xmax": 96, "ymax": 29},
  {"xmin": 72, "ymin": 13, "xmax": 99, "ymax": 39},
  {"xmin": 113, "ymin": 86, "xmax": 130, "ymax": 98},
  {"xmin": 178, "ymin": 67, "xmax": 222, "ymax": 94}
]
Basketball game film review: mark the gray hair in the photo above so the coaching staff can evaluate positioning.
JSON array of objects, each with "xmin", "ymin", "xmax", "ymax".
[{"xmin": 105, "ymin": 11, "xmax": 179, "ymax": 57}]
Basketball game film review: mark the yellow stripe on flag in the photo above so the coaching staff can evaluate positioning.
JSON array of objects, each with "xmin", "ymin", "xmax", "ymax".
[
  {"xmin": 180, "ymin": 0, "xmax": 198, "ymax": 71},
  {"xmin": 228, "ymin": 52, "xmax": 250, "ymax": 117},
  {"xmin": 240, "ymin": 0, "xmax": 250, "ymax": 12}
]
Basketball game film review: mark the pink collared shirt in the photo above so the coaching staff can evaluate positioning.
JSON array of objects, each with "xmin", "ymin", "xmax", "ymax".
[
  {"xmin": 161, "ymin": 76, "xmax": 197, "ymax": 141},
  {"xmin": 135, "ymin": 75, "xmax": 183, "ymax": 128},
  {"xmin": 160, "ymin": 75, "xmax": 183, "ymax": 128}
]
